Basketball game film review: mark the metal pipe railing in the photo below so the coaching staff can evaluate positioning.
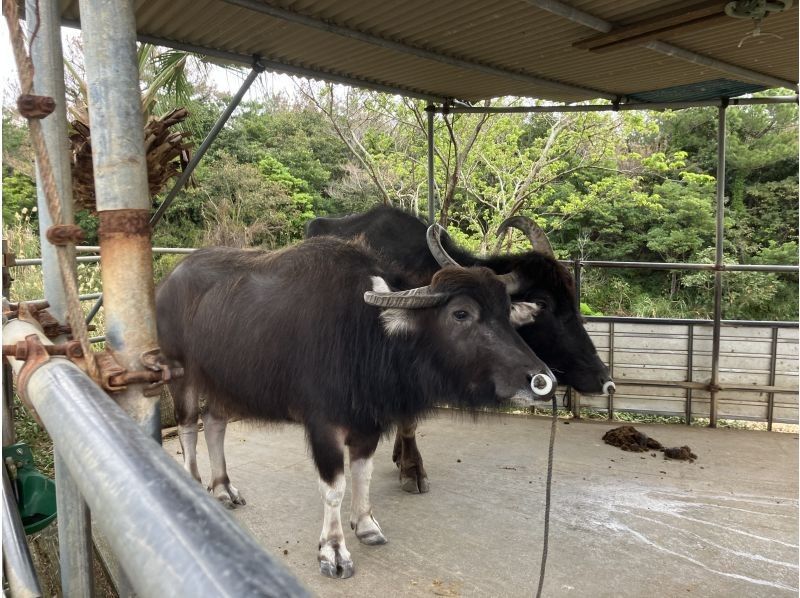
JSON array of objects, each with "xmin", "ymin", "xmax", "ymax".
[
  {"xmin": 2, "ymin": 463, "xmax": 43, "ymax": 598},
  {"xmin": 4, "ymin": 319, "xmax": 309, "ymax": 597}
]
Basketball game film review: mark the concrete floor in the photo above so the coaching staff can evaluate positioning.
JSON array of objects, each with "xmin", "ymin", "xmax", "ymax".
[{"xmin": 164, "ymin": 411, "xmax": 799, "ymax": 597}]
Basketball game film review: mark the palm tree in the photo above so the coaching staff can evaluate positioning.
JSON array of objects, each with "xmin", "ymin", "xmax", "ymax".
[{"xmin": 67, "ymin": 44, "xmax": 201, "ymax": 212}]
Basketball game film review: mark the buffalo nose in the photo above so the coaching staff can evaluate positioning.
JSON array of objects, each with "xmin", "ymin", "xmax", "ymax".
[
  {"xmin": 530, "ymin": 372, "xmax": 555, "ymax": 397},
  {"xmin": 602, "ymin": 380, "xmax": 616, "ymax": 396}
]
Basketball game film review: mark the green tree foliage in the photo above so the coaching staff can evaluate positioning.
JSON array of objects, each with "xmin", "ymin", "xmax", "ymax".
[{"xmin": 3, "ymin": 63, "xmax": 796, "ymax": 321}]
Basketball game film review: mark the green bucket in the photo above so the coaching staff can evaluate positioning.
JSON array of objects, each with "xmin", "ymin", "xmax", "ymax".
[{"xmin": 3, "ymin": 443, "xmax": 57, "ymax": 534}]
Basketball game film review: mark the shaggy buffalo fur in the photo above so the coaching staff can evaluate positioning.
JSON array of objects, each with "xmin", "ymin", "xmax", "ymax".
[{"xmin": 157, "ymin": 237, "xmax": 539, "ymax": 483}]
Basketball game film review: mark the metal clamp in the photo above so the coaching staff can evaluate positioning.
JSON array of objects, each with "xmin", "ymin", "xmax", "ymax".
[
  {"xmin": 100, "ymin": 348, "xmax": 183, "ymax": 396},
  {"xmin": 16, "ymin": 94, "xmax": 56, "ymax": 119},
  {"xmin": 45, "ymin": 224, "xmax": 86, "ymax": 246}
]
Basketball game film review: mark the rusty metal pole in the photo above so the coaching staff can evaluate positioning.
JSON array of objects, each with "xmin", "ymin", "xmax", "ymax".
[
  {"xmin": 78, "ymin": 0, "xmax": 161, "ymax": 442},
  {"xmin": 709, "ymin": 102, "xmax": 728, "ymax": 428},
  {"xmin": 27, "ymin": 0, "xmax": 96, "ymax": 594}
]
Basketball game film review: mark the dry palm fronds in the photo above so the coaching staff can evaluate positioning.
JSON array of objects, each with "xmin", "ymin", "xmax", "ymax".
[{"xmin": 70, "ymin": 107, "xmax": 193, "ymax": 212}]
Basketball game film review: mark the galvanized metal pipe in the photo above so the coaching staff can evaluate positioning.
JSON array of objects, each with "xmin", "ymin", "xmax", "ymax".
[
  {"xmin": 767, "ymin": 327, "xmax": 779, "ymax": 431},
  {"xmin": 607, "ymin": 321, "xmax": 614, "ymax": 420},
  {"xmin": 644, "ymin": 41, "xmax": 796, "ymax": 91},
  {"xmin": 27, "ymin": 1, "xmax": 95, "ymax": 593},
  {"xmin": 444, "ymin": 96, "xmax": 800, "ymax": 114},
  {"xmin": 2, "ymin": 464, "xmax": 43, "ymax": 598},
  {"xmin": 686, "ymin": 323, "xmax": 694, "ymax": 425},
  {"xmin": 4, "ymin": 321, "xmax": 309, "ymax": 597},
  {"xmin": 587, "ymin": 315, "xmax": 797, "ymax": 329},
  {"xmin": 54, "ymin": 450, "xmax": 95, "ymax": 597},
  {"xmin": 26, "ymin": 0, "xmax": 75, "ymax": 327},
  {"xmin": 79, "ymin": 0, "xmax": 160, "ymax": 440},
  {"xmin": 709, "ymin": 104, "xmax": 728, "ymax": 428},
  {"xmin": 75, "ymin": 247, "xmax": 197, "ymax": 254},
  {"xmin": 427, "ymin": 105, "xmax": 436, "ymax": 224},
  {"xmin": 574, "ymin": 260, "xmax": 798, "ymax": 273}
]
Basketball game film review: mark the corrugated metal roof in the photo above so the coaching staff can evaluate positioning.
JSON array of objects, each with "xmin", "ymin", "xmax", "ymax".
[{"xmin": 59, "ymin": 0, "xmax": 799, "ymax": 102}]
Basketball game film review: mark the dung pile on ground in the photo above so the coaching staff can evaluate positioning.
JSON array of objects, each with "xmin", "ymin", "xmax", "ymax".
[
  {"xmin": 602, "ymin": 425, "xmax": 662, "ymax": 452},
  {"xmin": 602, "ymin": 426, "xmax": 697, "ymax": 462},
  {"xmin": 662, "ymin": 446, "xmax": 697, "ymax": 462}
]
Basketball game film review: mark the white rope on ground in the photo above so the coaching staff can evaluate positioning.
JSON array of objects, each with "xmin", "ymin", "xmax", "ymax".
[{"xmin": 535, "ymin": 392, "xmax": 559, "ymax": 598}]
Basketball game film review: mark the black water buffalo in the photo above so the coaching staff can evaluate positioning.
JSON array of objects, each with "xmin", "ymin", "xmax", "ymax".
[
  {"xmin": 156, "ymin": 237, "xmax": 555, "ymax": 579},
  {"xmin": 306, "ymin": 206, "xmax": 613, "ymax": 492}
]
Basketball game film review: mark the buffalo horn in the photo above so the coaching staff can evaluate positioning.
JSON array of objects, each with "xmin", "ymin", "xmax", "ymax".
[
  {"xmin": 494, "ymin": 216, "xmax": 555, "ymax": 258},
  {"xmin": 426, "ymin": 224, "xmax": 462, "ymax": 268},
  {"xmin": 364, "ymin": 286, "xmax": 449, "ymax": 309}
]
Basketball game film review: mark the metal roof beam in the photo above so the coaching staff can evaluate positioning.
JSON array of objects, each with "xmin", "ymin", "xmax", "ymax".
[
  {"xmin": 643, "ymin": 41, "xmax": 796, "ymax": 91},
  {"xmin": 523, "ymin": 0, "xmax": 797, "ymax": 91},
  {"xmin": 222, "ymin": 0, "xmax": 616, "ymax": 100},
  {"xmin": 61, "ymin": 19, "xmax": 442, "ymax": 102},
  {"xmin": 442, "ymin": 95, "xmax": 799, "ymax": 113}
]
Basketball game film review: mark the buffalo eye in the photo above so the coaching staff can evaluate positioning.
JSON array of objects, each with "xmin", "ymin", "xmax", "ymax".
[
  {"xmin": 534, "ymin": 299, "xmax": 548, "ymax": 310},
  {"xmin": 452, "ymin": 310, "xmax": 470, "ymax": 322}
]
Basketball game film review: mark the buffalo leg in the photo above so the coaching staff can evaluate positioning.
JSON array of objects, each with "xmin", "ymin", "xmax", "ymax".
[
  {"xmin": 393, "ymin": 421, "xmax": 430, "ymax": 494},
  {"xmin": 309, "ymin": 422, "xmax": 354, "ymax": 579},
  {"xmin": 348, "ymin": 431, "xmax": 386, "ymax": 545},
  {"xmin": 202, "ymin": 409, "xmax": 246, "ymax": 508},
  {"xmin": 171, "ymin": 378, "xmax": 201, "ymax": 483}
]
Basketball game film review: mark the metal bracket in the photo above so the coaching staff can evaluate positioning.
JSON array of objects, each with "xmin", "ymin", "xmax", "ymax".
[
  {"xmin": 13, "ymin": 335, "xmax": 50, "ymax": 424},
  {"xmin": 16, "ymin": 94, "xmax": 56, "ymax": 119},
  {"xmin": 98, "ymin": 348, "xmax": 183, "ymax": 396},
  {"xmin": 3, "ymin": 301, "xmax": 85, "ymax": 339}
]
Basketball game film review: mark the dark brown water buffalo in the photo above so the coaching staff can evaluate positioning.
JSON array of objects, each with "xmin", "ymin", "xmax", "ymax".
[
  {"xmin": 306, "ymin": 206, "xmax": 614, "ymax": 492},
  {"xmin": 156, "ymin": 236, "xmax": 555, "ymax": 578}
]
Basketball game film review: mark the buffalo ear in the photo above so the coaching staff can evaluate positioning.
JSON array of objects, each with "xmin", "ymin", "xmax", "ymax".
[
  {"xmin": 366, "ymin": 276, "xmax": 418, "ymax": 337},
  {"xmin": 509, "ymin": 301, "xmax": 540, "ymax": 328},
  {"xmin": 379, "ymin": 308, "xmax": 417, "ymax": 337}
]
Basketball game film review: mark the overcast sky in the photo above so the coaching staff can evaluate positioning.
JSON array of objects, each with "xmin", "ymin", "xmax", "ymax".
[{"xmin": 1, "ymin": 23, "xmax": 299, "ymax": 109}]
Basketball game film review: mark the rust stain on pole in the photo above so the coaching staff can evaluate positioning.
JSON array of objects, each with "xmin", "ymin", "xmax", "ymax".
[{"xmin": 98, "ymin": 209, "xmax": 160, "ymax": 433}]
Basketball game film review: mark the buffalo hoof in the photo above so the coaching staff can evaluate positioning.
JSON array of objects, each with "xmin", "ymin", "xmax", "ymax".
[
  {"xmin": 358, "ymin": 530, "xmax": 387, "ymax": 545},
  {"xmin": 400, "ymin": 473, "xmax": 430, "ymax": 494},
  {"xmin": 210, "ymin": 483, "xmax": 246, "ymax": 509},
  {"xmin": 318, "ymin": 543, "xmax": 354, "ymax": 579},
  {"xmin": 352, "ymin": 516, "xmax": 387, "ymax": 545}
]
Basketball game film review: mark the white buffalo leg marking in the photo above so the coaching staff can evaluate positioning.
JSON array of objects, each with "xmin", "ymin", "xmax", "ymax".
[
  {"xmin": 201, "ymin": 411, "xmax": 245, "ymax": 508},
  {"xmin": 178, "ymin": 422, "xmax": 201, "ymax": 482},
  {"xmin": 318, "ymin": 473, "xmax": 354, "ymax": 578},
  {"xmin": 349, "ymin": 456, "xmax": 387, "ymax": 545}
]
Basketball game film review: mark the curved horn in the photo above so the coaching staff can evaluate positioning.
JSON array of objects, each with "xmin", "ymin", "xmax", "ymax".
[
  {"xmin": 494, "ymin": 216, "xmax": 555, "ymax": 258},
  {"xmin": 426, "ymin": 224, "xmax": 462, "ymax": 268},
  {"xmin": 364, "ymin": 286, "xmax": 449, "ymax": 309}
]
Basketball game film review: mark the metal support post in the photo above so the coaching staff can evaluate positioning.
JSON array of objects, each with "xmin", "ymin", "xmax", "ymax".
[
  {"xmin": 2, "ymin": 464, "xmax": 43, "ymax": 597},
  {"xmin": 607, "ymin": 321, "xmax": 614, "ymax": 420},
  {"xmin": 26, "ymin": 0, "xmax": 74, "ymax": 327},
  {"xmin": 27, "ymin": 0, "xmax": 95, "ymax": 594},
  {"xmin": 686, "ymin": 323, "xmax": 694, "ymax": 425},
  {"xmin": 426, "ymin": 104, "xmax": 436, "ymax": 224},
  {"xmin": 572, "ymin": 258, "xmax": 581, "ymax": 311},
  {"xmin": 709, "ymin": 102, "xmax": 727, "ymax": 428},
  {"xmin": 767, "ymin": 326, "xmax": 779, "ymax": 431},
  {"xmin": 79, "ymin": 0, "xmax": 161, "ymax": 441},
  {"xmin": 86, "ymin": 61, "xmax": 265, "ymax": 324}
]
